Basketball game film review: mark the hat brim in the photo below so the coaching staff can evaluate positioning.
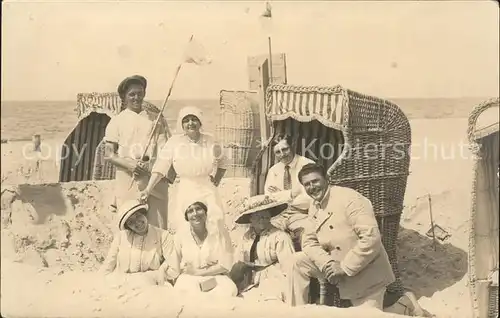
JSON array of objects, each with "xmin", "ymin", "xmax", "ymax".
[
  {"xmin": 235, "ymin": 202, "xmax": 288, "ymax": 224},
  {"xmin": 118, "ymin": 203, "xmax": 148, "ymax": 230}
]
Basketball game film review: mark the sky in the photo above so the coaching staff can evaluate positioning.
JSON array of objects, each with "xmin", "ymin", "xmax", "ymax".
[{"xmin": 1, "ymin": 0, "xmax": 499, "ymax": 101}]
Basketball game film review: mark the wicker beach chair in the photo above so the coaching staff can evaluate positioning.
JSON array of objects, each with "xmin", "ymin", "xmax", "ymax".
[
  {"xmin": 59, "ymin": 92, "xmax": 172, "ymax": 182},
  {"xmin": 467, "ymin": 97, "xmax": 499, "ymax": 318},
  {"xmin": 251, "ymin": 84, "xmax": 411, "ymax": 306},
  {"xmin": 215, "ymin": 90, "xmax": 258, "ymax": 178}
]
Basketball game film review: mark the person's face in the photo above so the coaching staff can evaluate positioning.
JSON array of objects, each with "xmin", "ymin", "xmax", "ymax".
[
  {"xmin": 125, "ymin": 210, "xmax": 148, "ymax": 235},
  {"xmin": 300, "ymin": 171, "xmax": 328, "ymax": 202},
  {"xmin": 124, "ymin": 84, "xmax": 145, "ymax": 112},
  {"xmin": 249, "ymin": 210, "xmax": 272, "ymax": 233},
  {"xmin": 186, "ymin": 202, "xmax": 207, "ymax": 228},
  {"xmin": 273, "ymin": 139, "xmax": 294, "ymax": 164},
  {"xmin": 182, "ymin": 115, "xmax": 202, "ymax": 135}
]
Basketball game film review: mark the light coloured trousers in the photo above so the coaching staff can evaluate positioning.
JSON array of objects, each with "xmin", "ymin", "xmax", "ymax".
[{"xmin": 286, "ymin": 252, "xmax": 385, "ymax": 310}]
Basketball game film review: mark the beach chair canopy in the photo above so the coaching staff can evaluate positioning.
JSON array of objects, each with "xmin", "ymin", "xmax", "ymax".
[
  {"xmin": 468, "ymin": 97, "xmax": 500, "ymax": 143},
  {"xmin": 467, "ymin": 97, "xmax": 499, "ymax": 318},
  {"xmin": 262, "ymin": 84, "xmax": 411, "ymax": 208}
]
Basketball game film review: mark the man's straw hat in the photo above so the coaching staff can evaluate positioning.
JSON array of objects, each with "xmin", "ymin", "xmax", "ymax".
[{"xmin": 234, "ymin": 194, "xmax": 287, "ymax": 224}]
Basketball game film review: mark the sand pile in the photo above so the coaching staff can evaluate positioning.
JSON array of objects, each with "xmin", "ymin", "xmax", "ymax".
[
  {"xmin": 0, "ymin": 178, "xmax": 252, "ymax": 273},
  {"xmin": 1, "ymin": 181, "xmax": 116, "ymax": 272},
  {"xmin": 2, "ymin": 260, "xmax": 413, "ymax": 318},
  {"xmin": 0, "ymin": 171, "xmax": 472, "ymax": 317},
  {"xmin": 398, "ymin": 187, "xmax": 472, "ymax": 317}
]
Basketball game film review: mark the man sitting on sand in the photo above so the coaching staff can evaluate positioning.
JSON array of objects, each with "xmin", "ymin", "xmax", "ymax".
[{"xmin": 286, "ymin": 163, "xmax": 395, "ymax": 310}]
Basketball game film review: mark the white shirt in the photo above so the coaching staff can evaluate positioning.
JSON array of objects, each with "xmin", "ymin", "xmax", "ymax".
[
  {"xmin": 104, "ymin": 108, "xmax": 166, "ymax": 205},
  {"xmin": 264, "ymin": 154, "xmax": 314, "ymax": 211}
]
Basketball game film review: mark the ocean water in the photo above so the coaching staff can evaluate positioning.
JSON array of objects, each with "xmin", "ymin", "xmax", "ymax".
[{"xmin": 0, "ymin": 97, "xmax": 489, "ymax": 141}]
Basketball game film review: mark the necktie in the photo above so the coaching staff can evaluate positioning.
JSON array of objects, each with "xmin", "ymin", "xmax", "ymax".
[
  {"xmin": 249, "ymin": 234, "xmax": 261, "ymax": 263},
  {"xmin": 284, "ymin": 165, "xmax": 292, "ymax": 190}
]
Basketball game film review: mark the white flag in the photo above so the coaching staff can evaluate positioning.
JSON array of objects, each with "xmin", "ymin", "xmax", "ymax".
[
  {"xmin": 183, "ymin": 36, "xmax": 212, "ymax": 65},
  {"xmin": 259, "ymin": 2, "xmax": 273, "ymax": 35}
]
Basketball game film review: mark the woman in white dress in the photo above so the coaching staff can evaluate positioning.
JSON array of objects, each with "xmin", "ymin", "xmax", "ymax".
[
  {"xmin": 169, "ymin": 198, "xmax": 237, "ymax": 297},
  {"xmin": 140, "ymin": 106, "xmax": 227, "ymax": 234}
]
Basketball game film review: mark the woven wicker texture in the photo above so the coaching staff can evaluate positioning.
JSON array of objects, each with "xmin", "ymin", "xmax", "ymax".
[
  {"xmin": 215, "ymin": 90, "xmax": 255, "ymax": 177},
  {"xmin": 466, "ymin": 98, "xmax": 499, "ymax": 318},
  {"xmin": 251, "ymin": 84, "xmax": 411, "ymax": 304},
  {"xmin": 92, "ymin": 139, "xmax": 116, "ymax": 180}
]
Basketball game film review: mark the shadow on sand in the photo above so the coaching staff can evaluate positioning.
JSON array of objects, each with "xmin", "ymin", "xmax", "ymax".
[
  {"xmin": 17, "ymin": 183, "xmax": 68, "ymax": 224},
  {"xmin": 397, "ymin": 226, "xmax": 468, "ymax": 299}
]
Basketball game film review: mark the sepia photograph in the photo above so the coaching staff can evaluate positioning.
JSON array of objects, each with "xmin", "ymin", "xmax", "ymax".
[{"xmin": 1, "ymin": 1, "xmax": 498, "ymax": 317}]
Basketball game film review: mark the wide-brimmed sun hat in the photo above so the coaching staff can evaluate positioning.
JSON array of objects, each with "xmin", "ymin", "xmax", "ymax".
[
  {"xmin": 118, "ymin": 199, "xmax": 148, "ymax": 230},
  {"xmin": 234, "ymin": 194, "xmax": 288, "ymax": 224}
]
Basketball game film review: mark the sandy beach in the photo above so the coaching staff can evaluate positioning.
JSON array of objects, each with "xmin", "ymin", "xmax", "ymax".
[{"xmin": 0, "ymin": 116, "xmax": 476, "ymax": 318}]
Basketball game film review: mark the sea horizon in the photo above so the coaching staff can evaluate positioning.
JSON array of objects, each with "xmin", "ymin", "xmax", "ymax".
[{"xmin": 1, "ymin": 96, "xmax": 495, "ymax": 142}]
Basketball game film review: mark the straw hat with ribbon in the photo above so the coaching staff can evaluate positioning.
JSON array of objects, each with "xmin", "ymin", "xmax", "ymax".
[
  {"xmin": 234, "ymin": 194, "xmax": 288, "ymax": 225},
  {"xmin": 118, "ymin": 199, "xmax": 149, "ymax": 231}
]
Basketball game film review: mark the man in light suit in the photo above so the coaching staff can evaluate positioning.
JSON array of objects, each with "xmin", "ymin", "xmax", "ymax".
[{"xmin": 286, "ymin": 163, "xmax": 395, "ymax": 309}]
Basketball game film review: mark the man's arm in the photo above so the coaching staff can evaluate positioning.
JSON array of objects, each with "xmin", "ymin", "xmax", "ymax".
[
  {"xmin": 289, "ymin": 188, "xmax": 311, "ymax": 210},
  {"xmin": 104, "ymin": 141, "xmax": 140, "ymax": 172},
  {"xmin": 211, "ymin": 140, "xmax": 226, "ymax": 186},
  {"xmin": 103, "ymin": 117, "xmax": 141, "ymax": 172},
  {"xmin": 339, "ymin": 195, "xmax": 382, "ymax": 277},
  {"xmin": 301, "ymin": 223, "xmax": 334, "ymax": 272},
  {"xmin": 264, "ymin": 167, "xmax": 279, "ymax": 194}
]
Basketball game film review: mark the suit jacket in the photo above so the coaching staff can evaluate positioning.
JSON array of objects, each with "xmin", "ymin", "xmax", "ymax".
[{"xmin": 302, "ymin": 186, "xmax": 395, "ymax": 300}]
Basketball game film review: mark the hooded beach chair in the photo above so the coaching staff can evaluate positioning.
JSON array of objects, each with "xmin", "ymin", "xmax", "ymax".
[
  {"xmin": 467, "ymin": 97, "xmax": 499, "ymax": 318},
  {"xmin": 251, "ymin": 83, "xmax": 412, "ymax": 306}
]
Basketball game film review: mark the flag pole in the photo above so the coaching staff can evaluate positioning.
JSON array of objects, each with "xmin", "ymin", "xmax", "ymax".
[
  {"xmin": 128, "ymin": 35, "xmax": 193, "ymax": 188},
  {"xmin": 268, "ymin": 36, "xmax": 273, "ymax": 83},
  {"xmin": 139, "ymin": 34, "xmax": 194, "ymax": 161}
]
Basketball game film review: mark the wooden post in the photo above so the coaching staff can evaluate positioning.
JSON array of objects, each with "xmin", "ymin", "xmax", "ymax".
[
  {"xmin": 268, "ymin": 37, "xmax": 273, "ymax": 83},
  {"xmin": 32, "ymin": 134, "xmax": 42, "ymax": 181},
  {"xmin": 258, "ymin": 59, "xmax": 270, "ymax": 146},
  {"xmin": 428, "ymin": 193, "xmax": 438, "ymax": 251},
  {"xmin": 32, "ymin": 134, "xmax": 41, "ymax": 152}
]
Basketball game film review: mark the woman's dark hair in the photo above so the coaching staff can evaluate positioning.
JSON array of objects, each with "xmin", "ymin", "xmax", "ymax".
[
  {"xmin": 298, "ymin": 162, "xmax": 326, "ymax": 184},
  {"xmin": 184, "ymin": 201, "xmax": 208, "ymax": 221}
]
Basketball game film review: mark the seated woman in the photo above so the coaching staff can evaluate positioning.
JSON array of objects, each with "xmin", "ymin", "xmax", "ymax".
[
  {"xmin": 230, "ymin": 194, "xmax": 296, "ymax": 303},
  {"xmin": 169, "ymin": 199, "xmax": 237, "ymax": 297},
  {"xmin": 100, "ymin": 199, "xmax": 177, "ymax": 286}
]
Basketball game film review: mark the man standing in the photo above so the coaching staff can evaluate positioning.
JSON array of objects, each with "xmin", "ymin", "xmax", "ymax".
[
  {"xmin": 264, "ymin": 134, "xmax": 314, "ymax": 244},
  {"xmin": 286, "ymin": 163, "xmax": 395, "ymax": 310},
  {"xmin": 104, "ymin": 75, "xmax": 169, "ymax": 229}
]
